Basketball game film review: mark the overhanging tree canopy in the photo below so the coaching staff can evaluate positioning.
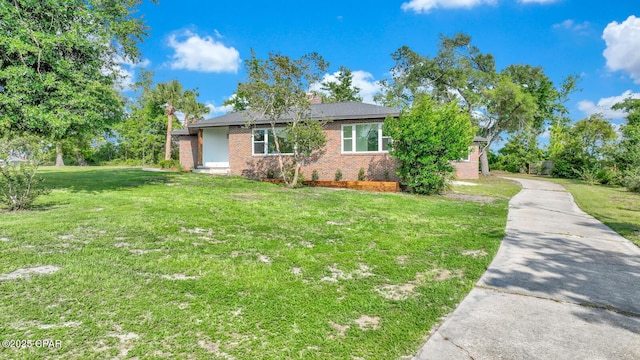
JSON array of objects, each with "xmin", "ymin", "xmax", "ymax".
[
  {"xmin": 377, "ymin": 33, "xmax": 577, "ymax": 175},
  {"xmin": 0, "ymin": 0, "xmax": 153, "ymax": 164}
]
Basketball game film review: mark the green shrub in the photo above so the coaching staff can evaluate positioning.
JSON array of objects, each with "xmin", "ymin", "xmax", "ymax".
[
  {"xmin": 622, "ymin": 170, "xmax": 640, "ymax": 193},
  {"xmin": 383, "ymin": 95, "xmax": 474, "ymax": 194},
  {"xmin": 577, "ymin": 167, "xmax": 599, "ymax": 185},
  {"xmin": 266, "ymin": 168, "xmax": 276, "ymax": 179},
  {"xmin": 358, "ymin": 168, "xmax": 366, "ymax": 181},
  {"xmin": 158, "ymin": 159, "xmax": 182, "ymax": 170},
  {"xmin": 296, "ymin": 172, "xmax": 306, "ymax": 187},
  {"xmin": 0, "ymin": 136, "xmax": 50, "ymax": 211},
  {"xmin": 596, "ymin": 168, "xmax": 616, "ymax": 185},
  {"xmin": 334, "ymin": 169, "xmax": 343, "ymax": 181},
  {"xmin": 311, "ymin": 169, "xmax": 319, "ymax": 181}
]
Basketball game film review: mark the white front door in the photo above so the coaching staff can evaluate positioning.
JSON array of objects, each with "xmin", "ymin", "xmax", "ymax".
[{"xmin": 202, "ymin": 127, "xmax": 229, "ymax": 167}]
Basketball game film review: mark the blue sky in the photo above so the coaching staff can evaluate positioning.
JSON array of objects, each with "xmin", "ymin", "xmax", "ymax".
[{"xmin": 122, "ymin": 0, "xmax": 639, "ymax": 141}]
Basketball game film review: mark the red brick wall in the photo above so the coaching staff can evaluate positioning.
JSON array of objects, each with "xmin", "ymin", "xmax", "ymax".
[
  {"xmin": 178, "ymin": 135, "xmax": 198, "ymax": 170},
  {"xmin": 227, "ymin": 124, "xmax": 480, "ymax": 180},
  {"xmin": 452, "ymin": 144, "xmax": 480, "ymax": 179},
  {"xmin": 229, "ymin": 121, "xmax": 398, "ymax": 181}
]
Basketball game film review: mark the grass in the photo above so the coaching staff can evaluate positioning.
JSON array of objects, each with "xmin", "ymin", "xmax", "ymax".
[
  {"xmin": 521, "ymin": 175, "xmax": 640, "ymax": 247},
  {"xmin": 0, "ymin": 167, "xmax": 520, "ymax": 359}
]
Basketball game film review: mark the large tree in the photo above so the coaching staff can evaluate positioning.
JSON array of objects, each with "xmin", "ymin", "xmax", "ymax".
[
  {"xmin": 0, "ymin": 0, "xmax": 153, "ymax": 165},
  {"xmin": 320, "ymin": 66, "xmax": 362, "ymax": 103},
  {"xmin": 152, "ymin": 81, "xmax": 207, "ymax": 160},
  {"xmin": 154, "ymin": 80, "xmax": 184, "ymax": 161},
  {"xmin": 181, "ymin": 90, "xmax": 210, "ymax": 127},
  {"xmin": 377, "ymin": 33, "xmax": 577, "ymax": 175},
  {"xmin": 612, "ymin": 98, "xmax": 640, "ymax": 172},
  {"xmin": 551, "ymin": 114, "xmax": 617, "ymax": 179},
  {"xmin": 231, "ymin": 51, "xmax": 329, "ymax": 187},
  {"xmin": 112, "ymin": 71, "xmax": 166, "ymax": 164}
]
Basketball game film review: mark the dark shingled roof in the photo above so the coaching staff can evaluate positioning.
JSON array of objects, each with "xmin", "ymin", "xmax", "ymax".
[
  {"xmin": 171, "ymin": 129, "xmax": 190, "ymax": 136},
  {"xmin": 189, "ymin": 102, "xmax": 399, "ymax": 129}
]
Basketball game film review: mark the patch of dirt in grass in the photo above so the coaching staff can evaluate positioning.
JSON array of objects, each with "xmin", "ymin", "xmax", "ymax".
[
  {"xmin": 320, "ymin": 263, "xmax": 375, "ymax": 283},
  {"xmin": 257, "ymin": 254, "xmax": 272, "ymax": 264},
  {"xmin": 180, "ymin": 227, "xmax": 214, "ymax": 235},
  {"xmin": 12, "ymin": 320, "xmax": 81, "ymax": 330},
  {"xmin": 443, "ymin": 193, "xmax": 497, "ymax": 203},
  {"xmin": 451, "ymin": 181, "xmax": 479, "ymax": 186},
  {"xmin": 0, "ymin": 265, "xmax": 60, "ymax": 281},
  {"xmin": 0, "ymin": 237, "xmax": 9, "ymax": 242},
  {"xmin": 197, "ymin": 333, "xmax": 235, "ymax": 359},
  {"xmin": 328, "ymin": 320, "xmax": 350, "ymax": 338},
  {"xmin": 58, "ymin": 234, "xmax": 75, "ymax": 240},
  {"xmin": 106, "ymin": 331, "xmax": 139, "ymax": 359},
  {"xmin": 396, "ymin": 255, "xmax": 410, "ymax": 264},
  {"xmin": 299, "ymin": 241, "xmax": 314, "ymax": 248},
  {"xmin": 326, "ymin": 220, "xmax": 352, "ymax": 226},
  {"xmin": 461, "ymin": 249, "xmax": 488, "ymax": 258},
  {"xmin": 376, "ymin": 283, "xmax": 417, "ymax": 301},
  {"xmin": 354, "ymin": 315, "xmax": 380, "ymax": 331},
  {"xmin": 137, "ymin": 272, "xmax": 199, "ymax": 281},
  {"xmin": 377, "ymin": 268, "xmax": 464, "ymax": 300},
  {"xmin": 421, "ymin": 268, "xmax": 464, "ymax": 282},
  {"xmin": 291, "ymin": 267, "xmax": 302, "ymax": 276},
  {"xmin": 161, "ymin": 273, "xmax": 199, "ymax": 280},
  {"xmin": 114, "ymin": 242, "xmax": 130, "ymax": 248},
  {"xmin": 130, "ymin": 249, "xmax": 150, "ymax": 255}
]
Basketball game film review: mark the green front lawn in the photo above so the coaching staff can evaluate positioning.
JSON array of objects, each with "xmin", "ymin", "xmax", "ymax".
[{"xmin": 0, "ymin": 168, "xmax": 519, "ymax": 359}]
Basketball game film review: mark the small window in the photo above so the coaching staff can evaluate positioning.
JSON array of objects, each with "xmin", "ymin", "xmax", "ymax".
[
  {"xmin": 253, "ymin": 130, "xmax": 266, "ymax": 155},
  {"xmin": 459, "ymin": 146, "xmax": 473, "ymax": 162},
  {"xmin": 343, "ymin": 125, "xmax": 353, "ymax": 152}
]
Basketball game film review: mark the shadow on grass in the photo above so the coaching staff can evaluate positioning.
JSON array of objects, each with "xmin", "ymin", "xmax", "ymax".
[{"xmin": 39, "ymin": 167, "xmax": 177, "ymax": 193}]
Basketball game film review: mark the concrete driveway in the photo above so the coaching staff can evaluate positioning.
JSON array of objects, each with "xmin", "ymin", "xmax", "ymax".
[{"xmin": 414, "ymin": 177, "xmax": 640, "ymax": 360}]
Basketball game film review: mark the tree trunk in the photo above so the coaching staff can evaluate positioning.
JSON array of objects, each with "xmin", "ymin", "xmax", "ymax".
[
  {"xmin": 165, "ymin": 113, "xmax": 173, "ymax": 160},
  {"xmin": 270, "ymin": 124, "xmax": 289, "ymax": 186},
  {"xmin": 55, "ymin": 142, "xmax": 65, "ymax": 166},
  {"xmin": 480, "ymin": 148, "xmax": 490, "ymax": 176},
  {"xmin": 75, "ymin": 149, "xmax": 86, "ymax": 166},
  {"xmin": 289, "ymin": 163, "xmax": 301, "ymax": 188}
]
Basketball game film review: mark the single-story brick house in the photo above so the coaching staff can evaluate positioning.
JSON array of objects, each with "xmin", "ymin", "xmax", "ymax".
[{"xmin": 173, "ymin": 102, "xmax": 482, "ymax": 180}]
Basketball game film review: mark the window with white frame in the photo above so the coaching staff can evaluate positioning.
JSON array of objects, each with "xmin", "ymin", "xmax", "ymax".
[
  {"xmin": 342, "ymin": 123, "xmax": 389, "ymax": 153},
  {"xmin": 253, "ymin": 128, "xmax": 293, "ymax": 155},
  {"xmin": 459, "ymin": 146, "xmax": 473, "ymax": 162}
]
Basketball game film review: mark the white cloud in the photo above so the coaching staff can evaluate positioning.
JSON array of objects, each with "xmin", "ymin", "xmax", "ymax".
[
  {"xmin": 167, "ymin": 30, "xmax": 240, "ymax": 73},
  {"xmin": 310, "ymin": 70, "xmax": 382, "ymax": 104},
  {"xmin": 577, "ymin": 90, "xmax": 640, "ymax": 119},
  {"xmin": 206, "ymin": 102, "xmax": 233, "ymax": 116},
  {"xmin": 603, "ymin": 15, "xmax": 640, "ymax": 83},
  {"xmin": 401, "ymin": 0, "xmax": 496, "ymax": 13},
  {"xmin": 553, "ymin": 19, "xmax": 591, "ymax": 34}
]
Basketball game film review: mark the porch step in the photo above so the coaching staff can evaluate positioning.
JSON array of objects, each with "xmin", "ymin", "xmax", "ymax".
[{"xmin": 193, "ymin": 167, "xmax": 231, "ymax": 175}]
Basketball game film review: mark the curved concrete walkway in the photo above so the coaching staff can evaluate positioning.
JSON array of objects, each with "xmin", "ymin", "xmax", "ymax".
[{"xmin": 414, "ymin": 177, "xmax": 640, "ymax": 360}]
